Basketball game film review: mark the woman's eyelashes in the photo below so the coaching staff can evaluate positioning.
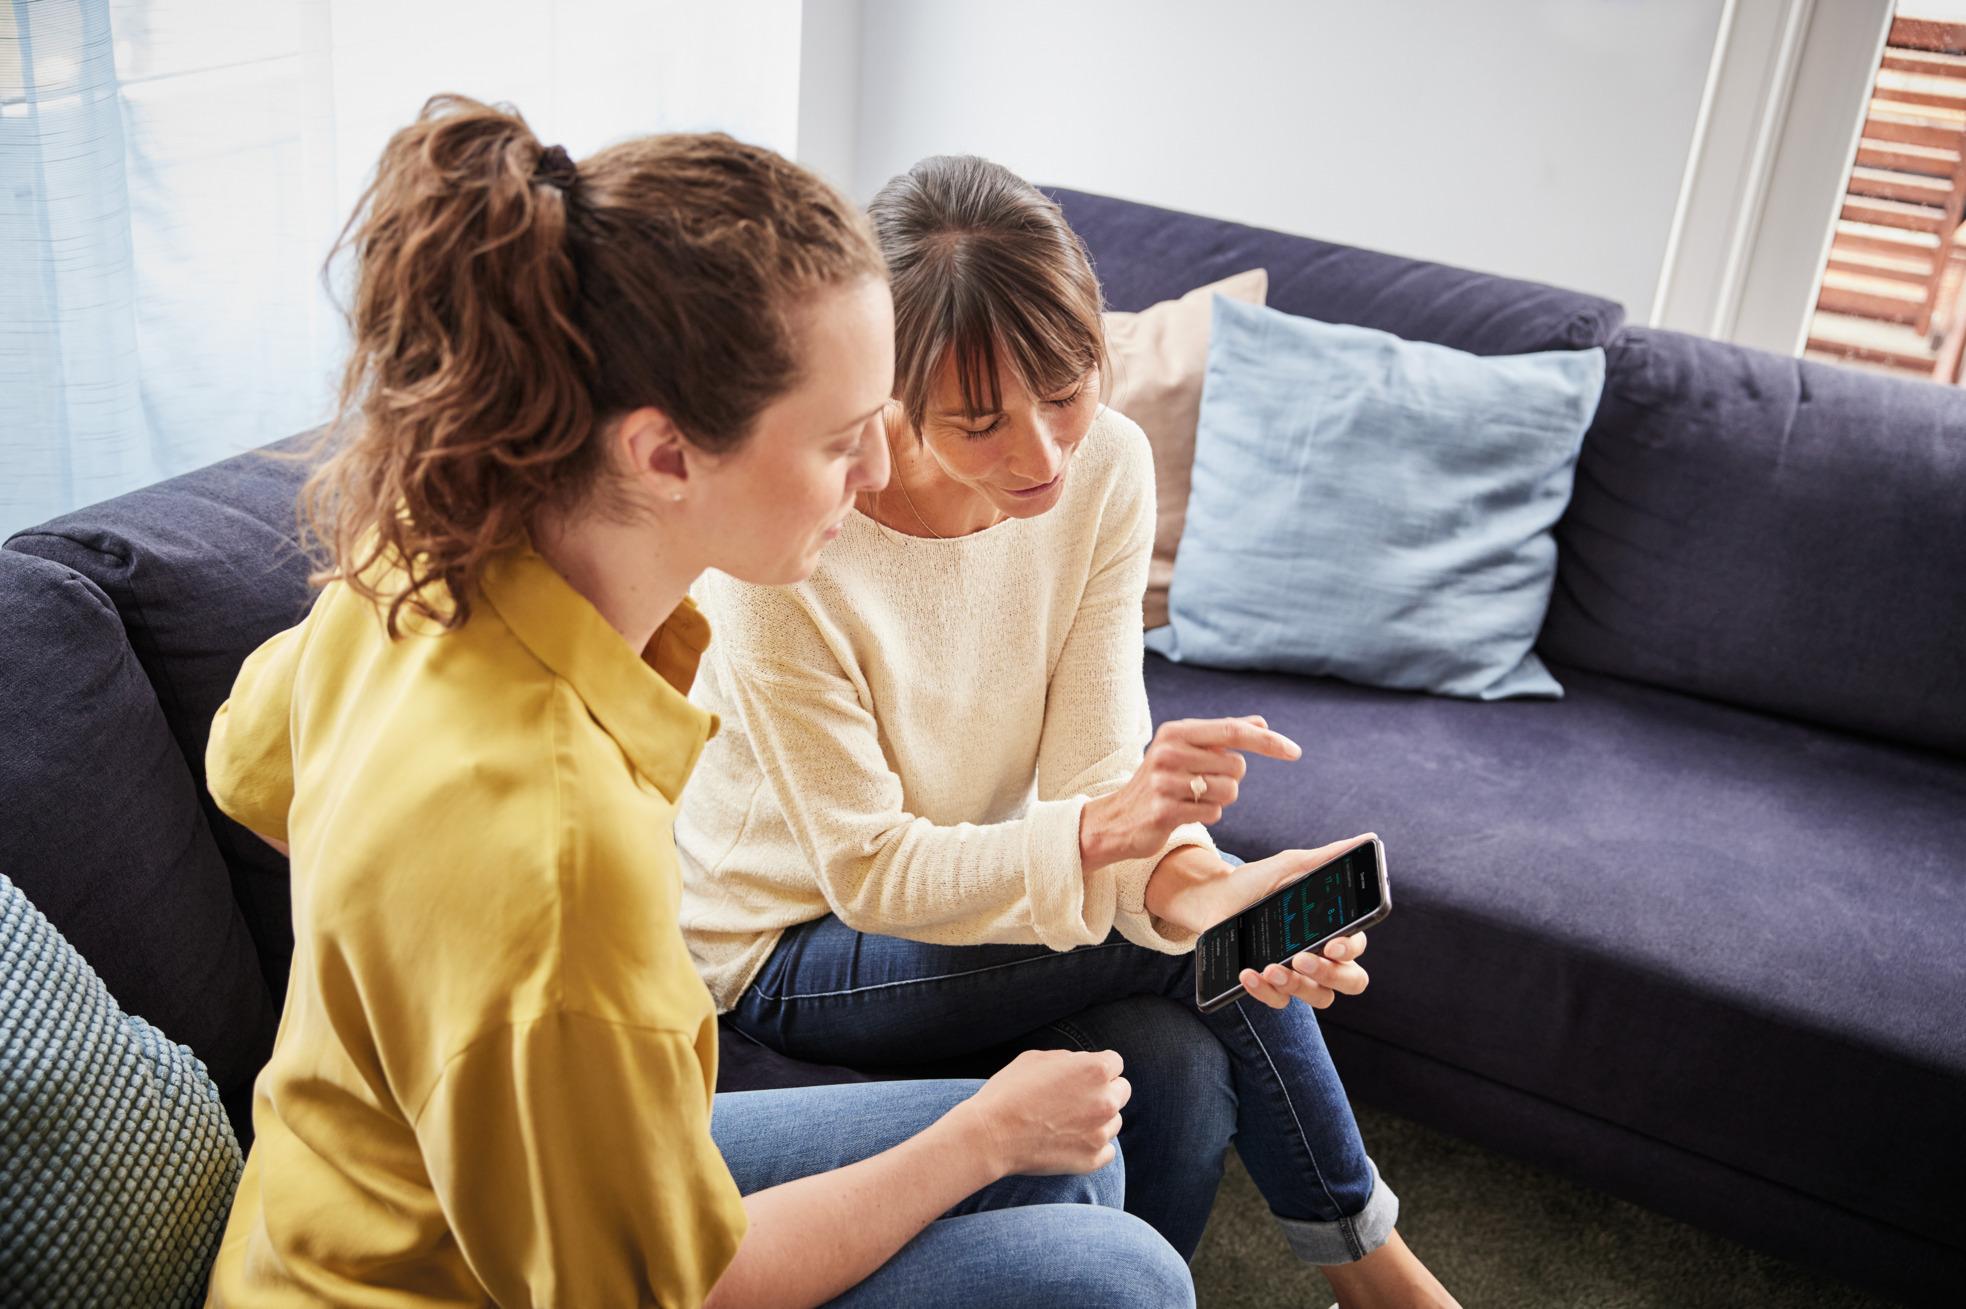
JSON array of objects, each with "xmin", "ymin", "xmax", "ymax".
[{"xmin": 958, "ymin": 387, "xmax": 1085, "ymax": 440}]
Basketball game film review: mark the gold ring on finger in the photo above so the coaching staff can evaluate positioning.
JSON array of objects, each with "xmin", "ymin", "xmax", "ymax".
[{"xmin": 1189, "ymin": 774, "xmax": 1208, "ymax": 802}]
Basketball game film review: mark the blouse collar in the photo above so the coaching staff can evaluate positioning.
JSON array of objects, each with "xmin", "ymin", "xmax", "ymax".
[{"xmin": 480, "ymin": 543, "xmax": 718, "ymax": 802}]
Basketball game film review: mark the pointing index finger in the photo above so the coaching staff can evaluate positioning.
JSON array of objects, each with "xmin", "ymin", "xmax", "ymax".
[{"xmin": 1183, "ymin": 717, "xmax": 1301, "ymax": 760}]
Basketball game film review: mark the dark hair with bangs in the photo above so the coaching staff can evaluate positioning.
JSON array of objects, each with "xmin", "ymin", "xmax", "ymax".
[{"xmin": 868, "ymin": 155, "xmax": 1107, "ymax": 430}]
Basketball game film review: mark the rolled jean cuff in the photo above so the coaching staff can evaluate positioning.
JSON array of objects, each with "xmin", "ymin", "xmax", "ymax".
[{"xmin": 1271, "ymin": 1157, "xmax": 1399, "ymax": 1266}]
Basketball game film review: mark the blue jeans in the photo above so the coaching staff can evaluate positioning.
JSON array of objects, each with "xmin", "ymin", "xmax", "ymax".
[
  {"xmin": 729, "ymin": 915, "xmax": 1400, "ymax": 1265},
  {"xmin": 711, "ymin": 1078, "xmax": 1194, "ymax": 1308}
]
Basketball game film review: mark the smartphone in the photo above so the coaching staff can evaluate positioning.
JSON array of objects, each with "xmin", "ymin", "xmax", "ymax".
[{"xmin": 1194, "ymin": 837, "xmax": 1391, "ymax": 1014}]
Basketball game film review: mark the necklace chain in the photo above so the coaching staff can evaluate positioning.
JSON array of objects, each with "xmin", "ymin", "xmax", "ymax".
[{"xmin": 893, "ymin": 462, "xmax": 948, "ymax": 540}]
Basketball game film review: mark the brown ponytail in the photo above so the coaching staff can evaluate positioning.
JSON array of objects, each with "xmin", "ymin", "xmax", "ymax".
[{"xmin": 303, "ymin": 94, "xmax": 882, "ymax": 635}]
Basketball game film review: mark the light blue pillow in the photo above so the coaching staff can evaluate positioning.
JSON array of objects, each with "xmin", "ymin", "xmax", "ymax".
[
  {"xmin": 0, "ymin": 873, "xmax": 243, "ymax": 1307},
  {"xmin": 1147, "ymin": 297, "xmax": 1605, "ymax": 700}
]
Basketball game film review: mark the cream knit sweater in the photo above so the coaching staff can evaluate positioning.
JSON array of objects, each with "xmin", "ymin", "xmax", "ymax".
[{"xmin": 677, "ymin": 407, "xmax": 1213, "ymax": 1012}]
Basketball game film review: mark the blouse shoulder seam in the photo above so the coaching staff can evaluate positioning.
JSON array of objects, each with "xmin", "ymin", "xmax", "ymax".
[{"xmin": 408, "ymin": 1008, "xmax": 706, "ymax": 1127}]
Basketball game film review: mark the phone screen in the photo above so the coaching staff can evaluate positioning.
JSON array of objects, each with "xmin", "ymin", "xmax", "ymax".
[{"xmin": 1196, "ymin": 843, "xmax": 1382, "ymax": 1004}]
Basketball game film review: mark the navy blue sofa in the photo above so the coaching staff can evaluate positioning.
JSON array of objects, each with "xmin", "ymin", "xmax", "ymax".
[{"xmin": 2, "ymin": 189, "xmax": 1960, "ymax": 1305}]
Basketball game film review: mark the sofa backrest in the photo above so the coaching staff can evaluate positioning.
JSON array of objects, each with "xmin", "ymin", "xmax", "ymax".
[
  {"xmin": 0, "ymin": 549, "xmax": 277, "ymax": 1140},
  {"xmin": 1540, "ymin": 326, "xmax": 1966, "ymax": 756},
  {"xmin": 1046, "ymin": 186, "xmax": 1626, "ymax": 356},
  {"xmin": 1053, "ymin": 187, "xmax": 1966, "ymax": 755},
  {"xmin": 4, "ymin": 434, "xmax": 323, "ymax": 1136}
]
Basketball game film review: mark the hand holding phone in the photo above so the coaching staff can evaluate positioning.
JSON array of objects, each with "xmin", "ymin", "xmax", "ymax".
[
  {"xmin": 1238, "ymin": 928, "xmax": 1370, "ymax": 1011},
  {"xmin": 1195, "ymin": 835, "xmax": 1390, "ymax": 1013}
]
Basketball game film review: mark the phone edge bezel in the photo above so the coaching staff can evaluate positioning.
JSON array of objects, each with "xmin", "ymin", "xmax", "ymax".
[{"xmin": 1191, "ymin": 837, "xmax": 1390, "ymax": 1013}]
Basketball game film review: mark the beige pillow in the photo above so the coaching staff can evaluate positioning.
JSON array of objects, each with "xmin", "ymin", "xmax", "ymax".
[{"xmin": 1104, "ymin": 268, "xmax": 1269, "ymax": 628}]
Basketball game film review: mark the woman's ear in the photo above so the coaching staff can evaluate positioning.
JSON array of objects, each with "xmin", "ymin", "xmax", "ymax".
[
  {"xmin": 882, "ymin": 397, "xmax": 920, "ymax": 448},
  {"xmin": 615, "ymin": 406, "xmax": 691, "ymax": 502}
]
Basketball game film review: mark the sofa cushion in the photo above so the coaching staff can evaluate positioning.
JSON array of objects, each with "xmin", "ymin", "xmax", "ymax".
[
  {"xmin": 1103, "ymin": 268, "xmax": 1269, "ymax": 629},
  {"xmin": 1046, "ymin": 186, "xmax": 1625, "ymax": 355},
  {"xmin": 1540, "ymin": 327, "xmax": 1966, "ymax": 756},
  {"xmin": 0, "ymin": 549, "xmax": 275, "ymax": 1139},
  {"xmin": 6, "ymin": 434, "xmax": 322, "ymax": 996},
  {"xmin": 1152, "ymin": 298, "xmax": 1602, "ymax": 699},
  {"xmin": 1, "ymin": 873, "xmax": 243, "ymax": 1305},
  {"xmin": 1145, "ymin": 652, "xmax": 1966, "ymax": 1258}
]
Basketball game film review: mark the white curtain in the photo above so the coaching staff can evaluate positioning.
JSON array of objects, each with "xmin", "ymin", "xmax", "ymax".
[{"xmin": 1, "ymin": 0, "xmax": 803, "ymax": 536}]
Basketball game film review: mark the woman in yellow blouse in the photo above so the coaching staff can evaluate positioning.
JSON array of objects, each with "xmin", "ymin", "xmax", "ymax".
[{"xmin": 202, "ymin": 95, "xmax": 1193, "ymax": 1309}]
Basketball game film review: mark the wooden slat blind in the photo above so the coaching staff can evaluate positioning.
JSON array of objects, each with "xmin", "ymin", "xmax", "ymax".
[{"xmin": 1806, "ymin": 17, "xmax": 1966, "ymax": 383}]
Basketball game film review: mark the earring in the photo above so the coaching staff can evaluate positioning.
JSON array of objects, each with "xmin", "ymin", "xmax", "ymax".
[{"xmin": 670, "ymin": 492, "xmax": 684, "ymax": 503}]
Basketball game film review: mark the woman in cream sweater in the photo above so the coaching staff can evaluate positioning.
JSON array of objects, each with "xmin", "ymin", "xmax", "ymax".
[{"xmin": 678, "ymin": 156, "xmax": 1458, "ymax": 1308}]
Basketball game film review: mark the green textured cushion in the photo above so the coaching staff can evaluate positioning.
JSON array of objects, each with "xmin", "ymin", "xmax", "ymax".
[{"xmin": 0, "ymin": 873, "xmax": 243, "ymax": 1306}]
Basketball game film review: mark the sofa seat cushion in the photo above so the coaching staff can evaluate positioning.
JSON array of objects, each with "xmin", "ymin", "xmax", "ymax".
[{"xmin": 1144, "ymin": 652, "xmax": 1966, "ymax": 1256}]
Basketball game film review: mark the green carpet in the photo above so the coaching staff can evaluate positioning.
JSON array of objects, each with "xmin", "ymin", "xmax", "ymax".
[{"xmin": 1189, "ymin": 1104, "xmax": 1900, "ymax": 1308}]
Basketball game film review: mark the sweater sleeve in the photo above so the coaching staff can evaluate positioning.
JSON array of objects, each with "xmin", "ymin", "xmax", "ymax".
[
  {"xmin": 1034, "ymin": 417, "xmax": 1214, "ymax": 953},
  {"xmin": 703, "ymin": 585, "xmax": 1120, "ymax": 952}
]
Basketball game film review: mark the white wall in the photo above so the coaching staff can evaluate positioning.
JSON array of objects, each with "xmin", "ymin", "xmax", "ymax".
[
  {"xmin": 796, "ymin": 0, "xmax": 862, "ymax": 192},
  {"xmin": 845, "ymin": 0, "xmax": 1726, "ymax": 316}
]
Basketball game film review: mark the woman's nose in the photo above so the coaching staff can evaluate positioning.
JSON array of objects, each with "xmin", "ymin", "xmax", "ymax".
[
  {"xmin": 856, "ymin": 418, "xmax": 892, "ymax": 492},
  {"xmin": 1011, "ymin": 426, "xmax": 1064, "ymax": 485}
]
